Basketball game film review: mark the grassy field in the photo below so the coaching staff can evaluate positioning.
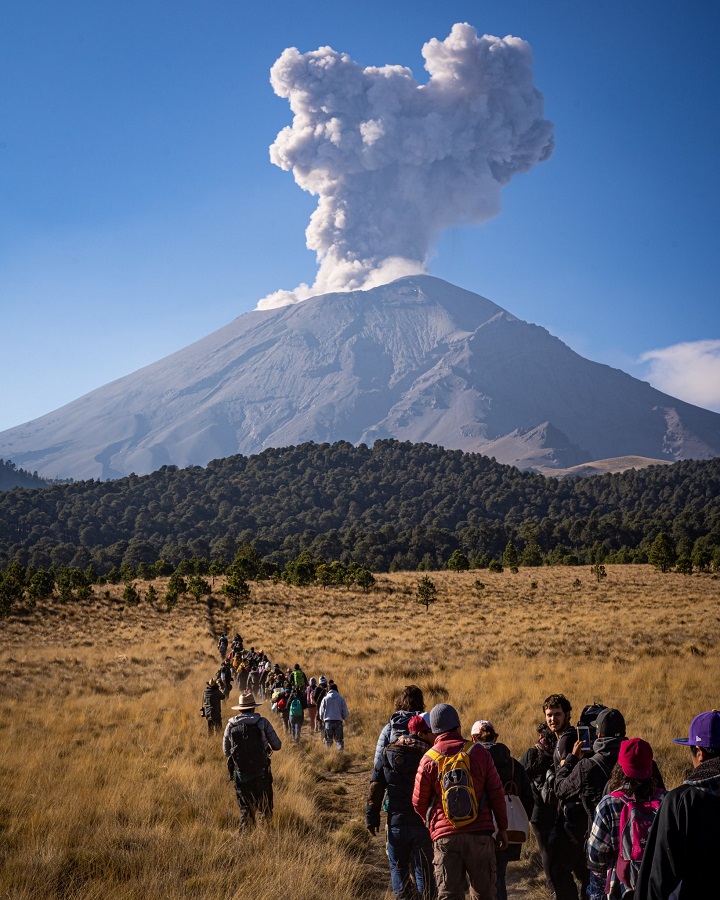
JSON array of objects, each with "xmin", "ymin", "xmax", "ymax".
[{"xmin": 1, "ymin": 565, "xmax": 718, "ymax": 899}]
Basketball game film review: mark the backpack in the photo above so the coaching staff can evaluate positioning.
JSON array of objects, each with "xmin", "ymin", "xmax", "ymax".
[
  {"xmin": 610, "ymin": 789, "xmax": 663, "ymax": 889},
  {"xmin": 289, "ymin": 697, "xmax": 303, "ymax": 717},
  {"xmin": 578, "ymin": 704, "xmax": 607, "ymax": 746},
  {"xmin": 426, "ymin": 741, "xmax": 482, "ymax": 828},
  {"xmin": 228, "ymin": 720, "xmax": 269, "ymax": 783},
  {"xmin": 292, "ymin": 669, "xmax": 307, "ymax": 691}
]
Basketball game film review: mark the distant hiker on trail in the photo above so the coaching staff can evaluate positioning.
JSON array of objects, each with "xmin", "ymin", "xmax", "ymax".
[
  {"xmin": 520, "ymin": 722, "xmax": 557, "ymax": 892},
  {"xmin": 201, "ymin": 678, "xmax": 224, "ymax": 734},
  {"xmin": 367, "ymin": 713, "xmax": 437, "ymax": 900},
  {"xmin": 288, "ymin": 689, "xmax": 305, "ymax": 742},
  {"xmin": 291, "ymin": 663, "xmax": 307, "ymax": 695},
  {"xmin": 587, "ymin": 737, "xmax": 665, "ymax": 898},
  {"xmin": 412, "ymin": 703, "xmax": 509, "ymax": 900},
  {"xmin": 218, "ymin": 634, "xmax": 228, "ymax": 659},
  {"xmin": 223, "ymin": 691, "xmax": 282, "ymax": 829},
  {"xmin": 306, "ymin": 677, "xmax": 318, "ymax": 732},
  {"xmin": 230, "ymin": 633, "xmax": 243, "ymax": 655},
  {"xmin": 374, "ymin": 685, "xmax": 425, "ymax": 770},
  {"xmin": 636, "ymin": 709, "xmax": 720, "ymax": 899},
  {"xmin": 313, "ymin": 675, "xmax": 329, "ymax": 730},
  {"xmin": 248, "ymin": 665, "xmax": 261, "ymax": 699},
  {"xmin": 471, "ymin": 719, "xmax": 533, "ymax": 900},
  {"xmin": 258, "ymin": 662, "xmax": 269, "ymax": 700},
  {"xmin": 319, "ymin": 681, "xmax": 349, "ymax": 750},
  {"xmin": 216, "ymin": 659, "xmax": 234, "ymax": 699}
]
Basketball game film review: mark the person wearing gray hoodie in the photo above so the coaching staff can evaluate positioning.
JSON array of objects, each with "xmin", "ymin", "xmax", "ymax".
[{"xmin": 318, "ymin": 681, "xmax": 349, "ymax": 750}]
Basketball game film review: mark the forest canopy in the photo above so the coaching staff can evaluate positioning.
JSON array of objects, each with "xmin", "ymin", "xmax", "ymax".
[{"xmin": 0, "ymin": 440, "xmax": 718, "ymax": 573}]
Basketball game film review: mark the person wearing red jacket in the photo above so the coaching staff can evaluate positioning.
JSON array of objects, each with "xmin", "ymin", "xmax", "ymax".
[{"xmin": 412, "ymin": 703, "xmax": 509, "ymax": 900}]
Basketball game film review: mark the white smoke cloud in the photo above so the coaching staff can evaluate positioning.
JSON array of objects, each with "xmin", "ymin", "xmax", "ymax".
[
  {"xmin": 258, "ymin": 22, "xmax": 554, "ymax": 309},
  {"xmin": 639, "ymin": 340, "xmax": 720, "ymax": 412}
]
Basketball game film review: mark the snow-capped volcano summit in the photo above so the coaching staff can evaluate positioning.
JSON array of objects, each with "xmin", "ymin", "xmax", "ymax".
[{"xmin": 3, "ymin": 275, "xmax": 720, "ymax": 480}]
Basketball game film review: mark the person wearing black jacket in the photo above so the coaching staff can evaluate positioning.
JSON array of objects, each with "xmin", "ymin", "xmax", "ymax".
[
  {"xmin": 472, "ymin": 720, "xmax": 534, "ymax": 900},
  {"xmin": 202, "ymin": 678, "xmax": 224, "ymax": 733},
  {"xmin": 636, "ymin": 710, "xmax": 720, "ymax": 899},
  {"xmin": 366, "ymin": 714, "xmax": 436, "ymax": 900},
  {"xmin": 520, "ymin": 722, "xmax": 557, "ymax": 895},
  {"xmin": 541, "ymin": 693, "xmax": 586, "ymax": 900}
]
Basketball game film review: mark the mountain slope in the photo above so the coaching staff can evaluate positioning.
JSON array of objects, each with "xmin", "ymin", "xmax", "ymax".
[{"xmin": 2, "ymin": 275, "xmax": 719, "ymax": 480}]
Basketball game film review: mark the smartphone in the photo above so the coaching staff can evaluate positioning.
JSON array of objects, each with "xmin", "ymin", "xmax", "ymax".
[{"xmin": 577, "ymin": 725, "xmax": 592, "ymax": 751}]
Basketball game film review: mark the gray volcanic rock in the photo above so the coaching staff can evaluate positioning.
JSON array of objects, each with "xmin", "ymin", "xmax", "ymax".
[{"xmin": 2, "ymin": 275, "xmax": 720, "ymax": 480}]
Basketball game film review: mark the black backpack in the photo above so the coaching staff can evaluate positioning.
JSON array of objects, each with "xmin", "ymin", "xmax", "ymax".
[
  {"xmin": 228, "ymin": 721, "xmax": 268, "ymax": 783},
  {"xmin": 578, "ymin": 704, "xmax": 607, "ymax": 745}
]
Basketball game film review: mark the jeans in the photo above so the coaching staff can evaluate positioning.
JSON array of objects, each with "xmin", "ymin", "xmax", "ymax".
[
  {"xmin": 324, "ymin": 719, "xmax": 344, "ymax": 749},
  {"xmin": 387, "ymin": 824, "xmax": 436, "ymax": 899},
  {"xmin": 289, "ymin": 715, "xmax": 303, "ymax": 742}
]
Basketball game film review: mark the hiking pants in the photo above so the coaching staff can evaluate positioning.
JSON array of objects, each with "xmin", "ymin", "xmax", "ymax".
[
  {"xmin": 307, "ymin": 706, "xmax": 317, "ymax": 731},
  {"xmin": 387, "ymin": 824, "xmax": 436, "ymax": 900},
  {"xmin": 531, "ymin": 822, "xmax": 555, "ymax": 895},
  {"xmin": 289, "ymin": 715, "xmax": 303, "ymax": 742},
  {"xmin": 547, "ymin": 817, "xmax": 589, "ymax": 900},
  {"xmin": 234, "ymin": 772, "xmax": 273, "ymax": 829},
  {"xmin": 324, "ymin": 719, "xmax": 344, "ymax": 750},
  {"xmin": 432, "ymin": 832, "xmax": 496, "ymax": 900},
  {"xmin": 206, "ymin": 717, "xmax": 222, "ymax": 735}
]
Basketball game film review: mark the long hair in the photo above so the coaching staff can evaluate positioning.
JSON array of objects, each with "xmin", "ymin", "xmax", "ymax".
[
  {"xmin": 607, "ymin": 763, "xmax": 657, "ymax": 800},
  {"xmin": 395, "ymin": 685, "xmax": 424, "ymax": 712}
]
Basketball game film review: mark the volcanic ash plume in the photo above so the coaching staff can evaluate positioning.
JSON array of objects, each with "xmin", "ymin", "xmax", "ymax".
[{"xmin": 258, "ymin": 22, "xmax": 554, "ymax": 309}]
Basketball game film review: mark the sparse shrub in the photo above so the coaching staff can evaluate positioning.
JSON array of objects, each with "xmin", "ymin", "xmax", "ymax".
[
  {"xmin": 530, "ymin": 581, "xmax": 538, "ymax": 590},
  {"xmin": 488, "ymin": 559, "xmax": 503, "ymax": 573},
  {"xmin": 416, "ymin": 575, "xmax": 438, "ymax": 611},
  {"xmin": 446, "ymin": 550, "xmax": 470, "ymax": 572},
  {"xmin": 474, "ymin": 580, "xmax": 485, "ymax": 591},
  {"xmin": 590, "ymin": 563, "xmax": 607, "ymax": 583},
  {"xmin": 510, "ymin": 566, "xmax": 519, "ymax": 574},
  {"xmin": 123, "ymin": 582, "xmax": 141, "ymax": 606},
  {"xmin": 572, "ymin": 578, "xmax": 582, "ymax": 587}
]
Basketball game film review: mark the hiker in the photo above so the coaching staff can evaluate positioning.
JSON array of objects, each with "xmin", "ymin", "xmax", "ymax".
[
  {"xmin": 230, "ymin": 633, "xmax": 243, "ymax": 655},
  {"xmin": 587, "ymin": 737, "xmax": 666, "ymax": 898},
  {"xmin": 413, "ymin": 703, "xmax": 509, "ymax": 900},
  {"xmin": 367, "ymin": 714, "xmax": 437, "ymax": 900},
  {"xmin": 216, "ymin": 658, "xmax": 234, "ymax": 699},
  {"xmin": 313, "ymin": 675, "xmax": 329, "ymax": 730},
  {"xmin": 201, "ymin": 678, "xmax": 224, "ymax": 734},
  {"xmin": 520, "ymin": 722, "xmax": 557, "ymax": 892},
  {"xmin": 306, "ymin": 677, "xmax": 318, "ymax": 732},
  {"xmin": 288, "ymin": 689, "xmax": 305, "ymax": 742},
  {"xmin": 218, "ymin": 634, "xmax": 228, "ymax": 659},
  {"xmin": 471, "ymin": 720, "xmax": 533, "ymax": 900},
  {"xmin": 319, "ymin": 680, "xmax": 349, "ymax": 750},
  {"xmin": 291, "ymin": 663, "xmax": 307, "ymax": 695},
  {"xmin": 237, "ymin": 660, "xmax": 250, "ymax": 693},
  {"xmin": 554, "ymin": 707, "xmax": 627, "ymax": 900},
  {"xmin": 258, "ymin": 662, "xmax": 269, "ymax": 700},
  {"xmin": 374, "ymin": 684, "xmax": 425, "ymax": 769},
  {"xmin": 223, "ymin": 690, "xmax": 282, "ymax": 829},
  {"xmin": 248, "ymin": 665, "xmax": 261, "ymax": 699},
  {"xmin": 636, "ymin": 709, "xmax": 720, "ymax": 899},
  {"xmin": 540, "ymin": 693, "xmax": 589, "ymax": 900}
]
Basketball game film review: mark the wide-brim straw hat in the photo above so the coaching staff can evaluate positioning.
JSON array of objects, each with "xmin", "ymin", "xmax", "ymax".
[{"xmin": 231, "ymin": 691, "xmax": 263, "ymax": 711}]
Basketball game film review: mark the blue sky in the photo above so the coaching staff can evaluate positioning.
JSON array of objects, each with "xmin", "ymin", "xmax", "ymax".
[{"xmin": 2, "ymin": 0, "xmax": 719, "ymax": 433}]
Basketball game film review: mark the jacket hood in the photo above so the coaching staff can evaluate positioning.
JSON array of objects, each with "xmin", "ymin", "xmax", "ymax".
[{"xmin": 685, "ymin": 756, "xmax": 720, "ymax": 794}]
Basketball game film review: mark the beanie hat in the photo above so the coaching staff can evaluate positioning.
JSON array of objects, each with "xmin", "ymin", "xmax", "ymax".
[
  {"xmin": 618, "ymin": 737, "xmax": 654, "ymax": 779},
  {"xmin": 429, "ymin": 703, "xmax": 461, "ymax": 735}
]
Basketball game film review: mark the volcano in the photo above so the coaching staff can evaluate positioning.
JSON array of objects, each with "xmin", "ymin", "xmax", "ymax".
[{"xmin": 3, "ymin": 275, "xmax": 720, "ymax": 480}]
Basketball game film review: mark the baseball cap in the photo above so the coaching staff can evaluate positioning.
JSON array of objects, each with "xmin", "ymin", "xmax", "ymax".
[
  {"xmin": 471, "ymin": 720, "xmax": 495, "ymax": 736},
  {"xmin": 673, "ymin": 710, "xmax": 720, "ymax": 748},
  {"xmin": 408, "ymin": 713, "xmax": 431, "ymax": 734},
  {"xmin": 593, "ymin": 708, "xmax": 626, "ymax": 738}
]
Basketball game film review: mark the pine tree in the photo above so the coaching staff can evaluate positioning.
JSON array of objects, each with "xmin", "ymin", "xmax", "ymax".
[
  {"xmin": 648, "ymin": 532, "xmax": 676, "ymax": 573},
  {"xmin": 416, "ymin": 575, "xmax": 438, "ymax": 612}
]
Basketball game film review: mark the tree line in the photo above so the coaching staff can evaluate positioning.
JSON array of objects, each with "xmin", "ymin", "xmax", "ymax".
[{"xmin": 0, "ymin": 440, "xmax": 718, "ymax": 575}]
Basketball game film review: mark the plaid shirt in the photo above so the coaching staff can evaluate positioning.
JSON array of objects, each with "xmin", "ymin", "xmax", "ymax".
[{"xmin": 586, "ymin": 790, "xmax": 665, "ymax": 899}]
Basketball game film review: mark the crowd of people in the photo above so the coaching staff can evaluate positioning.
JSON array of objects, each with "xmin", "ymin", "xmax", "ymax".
[{"xmin": 202, "ymin": 637, "xmax": 719, "ymax": 900}]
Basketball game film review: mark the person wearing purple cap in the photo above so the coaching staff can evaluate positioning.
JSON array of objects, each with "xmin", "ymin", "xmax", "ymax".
[
  {"xmin": 636, "ymin": 710, "xmax": 720, "ymax": 899},
  {"xmin": 586, "ymin": 737, "xmax": 666, "ymax": 897}
]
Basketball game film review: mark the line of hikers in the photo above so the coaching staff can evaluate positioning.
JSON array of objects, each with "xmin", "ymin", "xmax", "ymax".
[
  {"xmin": 202, "ymin": 643, "xmax": 719, "ymax": 900},
  {"xmin": 366, "ymin": 688, "xmax": 719, "ymax": 900}
]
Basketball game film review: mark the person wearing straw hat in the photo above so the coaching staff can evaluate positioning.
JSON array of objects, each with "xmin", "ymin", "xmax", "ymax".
[
  {"xmin": 636, "ymin": 709, "xmax": 720, "ymax": 899},
  {"xmin": 223, "ymin": 690, "xmax": 282, "ymax": 829}
]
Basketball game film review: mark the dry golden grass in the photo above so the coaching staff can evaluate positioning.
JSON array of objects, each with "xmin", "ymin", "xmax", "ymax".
[{"xmin": 1, "ymin": 565, "xmax": 718, "ymax": 898}]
